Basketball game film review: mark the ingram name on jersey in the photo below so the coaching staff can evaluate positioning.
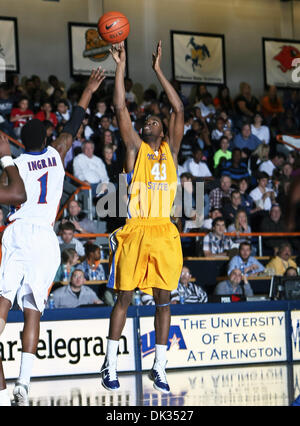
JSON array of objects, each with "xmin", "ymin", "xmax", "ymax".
[{"xmin": 8, "ymin": 145, "xmax": 65, "ymax": 227}]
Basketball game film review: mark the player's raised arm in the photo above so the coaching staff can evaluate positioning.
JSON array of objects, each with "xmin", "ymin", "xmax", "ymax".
[
  {"xmin": 52, "ymin": 67, "xmax": 106, "ymax": 164},
  {"xmin": 152, "ymin": 41, "xmax": 184, "ymax": 160},
  {"xmin": 0, "ymin": 133, "xmax": 26, "ymax": 205},
  {"xmin": 110, "ymin": 43, "xmax": 141, "ymax": 153}
]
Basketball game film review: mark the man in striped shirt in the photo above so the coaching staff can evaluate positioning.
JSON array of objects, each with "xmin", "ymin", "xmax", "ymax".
[{"xmin": 177, "ymin": 266, "xmax": 207, "ymax": 304}]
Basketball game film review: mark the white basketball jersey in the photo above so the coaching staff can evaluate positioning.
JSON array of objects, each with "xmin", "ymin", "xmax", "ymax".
[{"xmin": 8, "ymin": 145, "xmax": 65, "ymax": 227}]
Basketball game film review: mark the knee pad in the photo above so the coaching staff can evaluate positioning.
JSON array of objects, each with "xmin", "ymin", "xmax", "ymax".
[{"xmin": 155, "ymin": 302, "xmax": 170, "ymax": 308}]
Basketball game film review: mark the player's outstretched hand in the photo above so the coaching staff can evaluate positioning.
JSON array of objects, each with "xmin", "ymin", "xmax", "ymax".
[
  {"xmin": 0, "ymin": 132, "xmax": 12, "ymax": 158},
  {"xmin": 86, "ymin": 67, "xmax": 106, "ymax": 93},
  {"xmin": 152, "ymin": 40, "xmax": 162, "ymax": 72},
  {"xmin": 110, "ymin": 42, "xmax": 126, "ymax": 65}
]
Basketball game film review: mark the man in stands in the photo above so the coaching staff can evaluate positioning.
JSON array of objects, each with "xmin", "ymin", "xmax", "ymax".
[
  {"xmin": 203, "ymin": 217, "xmax": 238, "ymax": 257},
  {"xmin": 228, "ymin": 242, "xmax": 265, "ymax": 277},
  {"xmin": 214, "ymin": 268, "xmax": 254, "ymax": 297}
]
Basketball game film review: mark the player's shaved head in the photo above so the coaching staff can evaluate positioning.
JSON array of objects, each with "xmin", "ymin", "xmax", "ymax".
[{"xmin": 21, "ymin": 119, "xmax": 47, "ymax": 152}]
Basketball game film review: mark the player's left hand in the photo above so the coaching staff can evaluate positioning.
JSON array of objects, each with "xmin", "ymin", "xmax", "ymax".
[
  {"xmin": 152, "ymin": 40, "xmax": 162, "ymax": 71},
  {"xmin": 0, "ymin": 132, "xmax": 12, "ymax": 158},
  {"xmin": 86, "ymin": 67, "xmax": 106, "ymax": 93}
]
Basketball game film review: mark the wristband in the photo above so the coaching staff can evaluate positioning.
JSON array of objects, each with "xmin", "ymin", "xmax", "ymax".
[{"xmin": 1, "ymin": 156, "xmax": 15, "ymax": 169}]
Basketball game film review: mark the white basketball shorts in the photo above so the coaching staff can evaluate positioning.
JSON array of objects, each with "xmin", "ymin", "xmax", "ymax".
[{"xmin": 0, "ymin": 220, "xmax": 60, "ymax": 312}]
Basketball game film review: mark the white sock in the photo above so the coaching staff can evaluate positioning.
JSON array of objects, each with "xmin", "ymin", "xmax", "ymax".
[
  {"xmin": 0, "ymin": 388, "xmax": 11, "ymax": 406},
  {"xmin": 154, "ymin": 344, "xmax": 167, "ymax": 367},
  {"xmin": 18, "ymin": 352, "xmax": 35, "ymax": 387},
  {"xmin": 106, "ymin": 339, "xmax": 119, "ymax": 365}
]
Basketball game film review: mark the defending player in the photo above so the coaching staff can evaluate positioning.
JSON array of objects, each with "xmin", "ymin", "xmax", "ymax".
[
  {"xmin": 101, "ymin": 41, "xmax": 184, "ymax": 394},
  {"xmin": 0, "ymin": 68, "xmax": 105, "ymax": 406}
]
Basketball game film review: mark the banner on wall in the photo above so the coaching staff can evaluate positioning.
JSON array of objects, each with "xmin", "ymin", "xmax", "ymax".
[
  {"xmin": 0, "ymin": 16, "xmax": 19, "ymax": 77},
  {"xmin": 68, "ymin": 22, "xmax": 128, "ymax": 78},
  {"xmin": 291, "ymin": 310, "xmax": 300, "ymax": 362},
  {"xmin": 171, "ymin": 31, "xmax": 226, "ymax": 84},
  {"xmin": 1, "ymin": 318, "xmax": 136, "ymax": 379},
  {"xmin": 263, "ymin": 37, "xmax": 300, "ymax": 88},
  {"xmin": 140, "ymin": 312, "xmax": 287, "ymax": 370}
]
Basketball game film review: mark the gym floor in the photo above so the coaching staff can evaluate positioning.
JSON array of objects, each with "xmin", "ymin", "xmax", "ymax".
[{"xmin": 6, "ymin": 362, "xmax": 300, "ymax": 406}]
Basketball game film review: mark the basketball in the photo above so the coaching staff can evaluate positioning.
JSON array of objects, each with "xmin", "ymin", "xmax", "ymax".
[{"xmin": 98, "ymin": 11, "xmax": 130, "ymax": 44}]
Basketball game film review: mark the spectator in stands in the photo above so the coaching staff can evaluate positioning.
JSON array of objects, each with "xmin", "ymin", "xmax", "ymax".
[
  {"xmin": 238, "ymin": 178, "xmax": 256, "ymax": 215},
  {"xmin": 282, "ymin": 162, "xmax": 293, "ymax": 181},
  {"xmin": 227, "ymin": 209, "xmax": 252, "ymax": 246},
  {"xmin": 73, "ymin": 140, "xmax": 110, "ymax": 198},
  {"xmin": 250, "ymin": 112, "xmax": 270, "ymax": 144},
  {"xmin": 35, "ymin": 100, "xmax": 58, "ymax": 128},
  {"xmin": 202, "ymin": 207, "xmax": 222, "ymax": 231},
  {"xmin": 284, "ymin": 267, "xmax": 298, "ymax": 277},
  {"xmin": 260, "ymin": 204, "xmax": 288, "ymax": 255},
  {"xmin": 46, "ymin": 75, "xmax": 65, "ymax": 97},
  {"xmin": 211, "ymin": 117, "xmax": 225, "ymax": 141},
  {"xmin": 56, "ymin": 99, "xmax": 70, "ymax": 124},
  {"xmin": 214, "ymin": 268, "xmax": 254, "ymax": 297},
  {"xmin": 228, "ymin": 242, "xmax": 265, "ymax": 277},
  {"xmin": 221, "ymin": 148, "xmax": 249, "ymax": 182},
  {"xmin": 124, "ymin": 77, "xmax": 137, "ymax": 104},
  {"xmin": 221, "ymin": 190, "xmax": 242, "ymax": 226},
  {"xmin": 265, "ymin": 242, "xmax": 297, "ymax": 276},
  {"xmin": 41, "ymin": 121, "xmax": 54, "ymax": 148},
  {"xmin": 177, "ymin": 266, "xmax": 207, "ymax": 303},
  {"xmin": 96, "ymin": 129, "xmax": 118, "ymax": 159},
  {"xmin": 261, "ymin": 85, "xmax": 284, "ymax": 123},
  {"xmin": 54, "ymin": 248, "xmax": 79, "ymax": 282},
  {"xmin": 193, "ymin": 83, "xmax": 208, "ymax": 105},
  {"xmin": 183, "ymin": 146, "xmax": 212, "ymax": 179},
  {"xmin": 194, "ymin": 92, "xmax": 216, "ymax": 121},
  {"xmin": 173, "ymin": 172, "xmax": 199, "ymax": 233},
  {"xmin": 141, "ymin": 289, "xmax": 179, "ymax": 305},
  {"xmin": 250, "ymin": 143, "xmax": 270, "ymax": 176},
  {"xmin": 209, "ymin": 175, "xmax": 233, "ymax": 210},
  {"xmin": 102, "ymin": 144, "xmax": 120, "ymax": 185},
  {"xmin": 10, "ymin": 96, "xmax": 34, "ymax": 138},
  {"xmin": 213, "ymin": 136, "xmax": 232, "ymax": 169},
  {"xmin": 179, "ymin": 129, "xmax": 198, "ymax": 163},
  {"xmin": 64, "ymin": 123, "xmax": 85, "ymax": 171},
  {"xmin": 279, "ymin": 109, "xmax": 299, "ymax": 134},
  {"xmin": 57, "ymin": 221, "xmax": 85, "ymax": 257},
  {"xmin": 49, "ymin": 269, "xmax": 103, "ymax": 308},
  {"xmin": 249, "ymin": 172, "xmax": 276, "ymax": 211},
  {"xmin": 234, "ymin": 82, "xmax": 260, "ymax": 127},
  {"xmin": 213, "ymin": 85, "xmax": 234, "ymax": 115},
  {"xmin": 77, "ymin": 243, "xmax": 106, "ymax": 281},
  {"xmin": 258, "ymin": 152, "xmax": 286, "ymax": 177},
  {"xmin": 233, "ymin": 123, "xmax": 261, "ymax": 152},
  {"xmin": 0, "ymin": 83, "xmax": 15, "ymax": 136},
  {"xmin": 95, "ymin": 100, "xmax": 108, "ymax": 118},
  {"xmin": 203, "ymin": 217, "xmax": 238, "ymax": 257},
  {"xmin": 60, "ymin": 199, "xmax": 98, "ymax": 236},
  {"xmin": 98, "ymin": 114, "xmax": 112, "ymax": 136}
]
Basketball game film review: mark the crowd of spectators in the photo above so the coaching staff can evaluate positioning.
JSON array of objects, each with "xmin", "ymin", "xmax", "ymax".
[{"xmin": 1, "ymin": 72, "xmax": 300, "ymax": 308}]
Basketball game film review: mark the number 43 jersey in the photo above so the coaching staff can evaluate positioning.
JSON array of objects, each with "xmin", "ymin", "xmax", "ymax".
[
  {"xmin": 8, "ymin": 145, "xmax": 65, "ymax": 227},
  {"xmin": 126, "ymin": 141, "xmax": 178, "ymax": 219}
]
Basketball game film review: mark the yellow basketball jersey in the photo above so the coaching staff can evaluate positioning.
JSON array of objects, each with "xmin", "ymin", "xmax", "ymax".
[{"xmin": 126, "ymin": 141, "xmax": 178, "ymax": 218}]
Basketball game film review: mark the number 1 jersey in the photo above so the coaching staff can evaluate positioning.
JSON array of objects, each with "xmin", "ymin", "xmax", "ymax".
[{"xmin": 8, "ymin": 145, "xmax": 65, "ymax": 227}]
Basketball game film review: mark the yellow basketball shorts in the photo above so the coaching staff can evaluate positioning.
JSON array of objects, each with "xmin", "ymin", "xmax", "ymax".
[{"xmin": 107, "ymin": 218, "xmax": 183, "ymax": 295}]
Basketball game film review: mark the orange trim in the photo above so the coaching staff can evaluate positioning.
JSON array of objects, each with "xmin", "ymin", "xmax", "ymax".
[
  {"xmin": 276, "ymin": 134, "xmax": 300, "ymax": 151},
  {"xmin": 73, "ymin": 231, "xmax": 300, "ymax": 239},
  {"xmin": 0, "ymin": 130, "xmax": 25, "ymax": 149}
]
